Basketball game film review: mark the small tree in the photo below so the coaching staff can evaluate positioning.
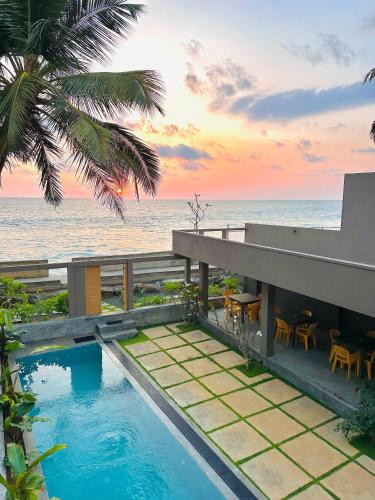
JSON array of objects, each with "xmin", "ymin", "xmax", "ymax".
[
  {"xmin": 237, "ymin": 319, "xmax": 261, "ymax": 369},
  {"xmin": 187, "ymin": 194, "xmax": 211, "ymax": 233}
]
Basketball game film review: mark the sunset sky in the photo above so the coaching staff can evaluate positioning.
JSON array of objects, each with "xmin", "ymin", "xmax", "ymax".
[{"xmin": 3, "ymin": 0, "xmax": 375, "ymax": 200}]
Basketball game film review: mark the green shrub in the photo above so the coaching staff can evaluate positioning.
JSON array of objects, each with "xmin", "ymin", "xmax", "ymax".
[
  {"xmin": 13, "ymin": 303, "xmax": 37, "ymax": 323},
  {"xmin": 134, "ymin": 294, "xmax": 168, "ymax": 308},
  {"xmin": 0, "ymin": 277, "xmax": 28, "ymax": 306},
  {"xmin": 336, "ymin": 379, "xmax": 375, "ymax": 444},
  {"xmin": 221, "ymin": 277, "xmax": 240, "ymax": 292},
  {"xmin": 208, "ymin": 284, "xmax": 223, "ymax": 297},
  {"xmin": 54, "ymin": 291, "xmax": 69, "ymax": 314},
  {"xmin": 163, "ymin": 281, "xmax": 183, "ymax": 294}
]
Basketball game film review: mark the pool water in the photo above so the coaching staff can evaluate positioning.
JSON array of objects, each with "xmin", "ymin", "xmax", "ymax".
[{"xmin": 17, "ymin": 343, "xmax": 226, "ymax": 500}]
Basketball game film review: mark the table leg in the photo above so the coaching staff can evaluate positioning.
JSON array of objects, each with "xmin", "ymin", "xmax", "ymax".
[{"xmin": 293, "ymin": 325, "xmax": 297, "ymax": 348}]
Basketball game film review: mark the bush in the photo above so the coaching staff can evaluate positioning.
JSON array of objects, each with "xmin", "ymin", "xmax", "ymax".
[
  {"xmin": 163, "ymin": 281, "xmax": 183, "ymax": 294},
  {"xmin": 221, "ymin": 277, "xmax": 240, "ymax": 292},
  {"xmin": 134, "ymin": 295, "xmax": 168, "ymax": 308},
  {"xmin": 55, "ymin": 291, "xmax": 69, "ymax": 314},
  {"xmin": 208, "ymin": 284, "xmax": 223, "ymax": 297},
  {"xmin": 336, "ymin": 379, "xmax": 375, "ymax": 443},
  {"xmin": 0, "ymin": 277, "xmax": 28, "ymax": 306}
]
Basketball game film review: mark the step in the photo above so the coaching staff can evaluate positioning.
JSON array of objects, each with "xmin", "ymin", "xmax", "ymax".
[
  {"xmin": 100, "ymin": 328, "xmax": 139, "ymax": 343},
  {"xmin": 96, "ymin": 319, "xmax": 136, "ymax": 335}
]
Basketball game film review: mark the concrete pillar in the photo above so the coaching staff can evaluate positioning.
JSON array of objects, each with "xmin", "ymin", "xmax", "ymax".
[
  {"xmin": 67, "ymin": 265, "xmax": 86, "ymax": 317},
  {"xmin": 122, "ymin": 261, "xmax": 134, "ymax": 311},
  {"xmin": 184, "ymin": 258, "xmax": 191, "ymax": 283},
  {"xmin": 199, "ymin": 261, "xmax": 209, "ymax": 318},
  {"xmin": 260, "ymin": 282, "xmax": 276, "ymax": 357}
]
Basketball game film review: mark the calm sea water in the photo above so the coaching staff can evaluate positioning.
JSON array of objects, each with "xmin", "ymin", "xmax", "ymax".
[{"xmin": 0, "ymin": 198, "xmax": 342, "ymax": 262}]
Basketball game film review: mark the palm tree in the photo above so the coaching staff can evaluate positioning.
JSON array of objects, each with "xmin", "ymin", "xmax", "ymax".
[{"xmin": 0, "ymin": 0, "xmax": 164, "ymax": 218}]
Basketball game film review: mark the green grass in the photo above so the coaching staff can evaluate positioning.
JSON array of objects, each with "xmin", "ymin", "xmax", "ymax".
[
  {"xmin": 350, "ymin": 435, "xmax": 375, "ymax": 459},
  {"xmin": 117, "ymin": 332, "xmax": 149, "ymax": 347},
  {"xmin": 236, "ymin": 360, "xmax": 269, "ymax": 378}
]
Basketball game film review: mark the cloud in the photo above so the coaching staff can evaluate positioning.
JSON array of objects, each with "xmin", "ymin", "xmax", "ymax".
[
  {"xmin": 156, "ymin": 144, "xmax": 212, "ymax": 160},
  {"xmin": 163, "ymin": 123, "xmax": 200, "ymax": 137},
  {"xmin": 304, "ymin": 153, "xmax": 329, "ymax": 163},
  {"xmin": 181, "ymin": 161, "xmax": 207, "ymax": 171},
  {"xmin": 270, "ymin": 164, "xmax": 283, "ymax": 171},
  {"xmin": 242, "ymin": 81, "xmax": 374, "ymax": 121},
  {"xmin": 185, "ymin": 59, "xmax": 256, "ymax": 111},
  {"xmin": 351, "ymin": 147, "xmax": 375, "ymax": 154},
  {"xmin": 271, "ymin": 139, "xmax": 285, "ymax": 148},
  {"xmin": 249, "ymin": 152, "xmax": 262, "ymax": 160},
  {"xmin": 303, "ymin": 168, "xmax": 343, "ymax": 177},
  {"xmin": 295, "ymin": 138, "xmax": 312, "ymax": 151},
  {"xmin": 328, "ymin": 122, "xmax": 346, "ymax": 131},
  {"xmin": 284, "ymin": 33, "xmax": 356, "ymax": 67},
  {"xmin": 182, "ymin": 39, "xmax": 204, "ymax": 57}
]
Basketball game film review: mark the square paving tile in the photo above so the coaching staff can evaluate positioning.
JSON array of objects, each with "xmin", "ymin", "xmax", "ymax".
[
  {"xmin": 253, "ymin": 378, "xmax": 301, "ymax": 405},
  {"xmin": 166, "ymin": 345, "xmax": 202, "ymax": 362},
  {"xmin": 126, "ymin": 341, "xmax": 160, "ymax": 357},
  {"xmin": 210, "ymin": 421, "xmax": 269, "ymax": 462},
  {"xmin": 222, "ymin": 388, "xmax": 271, "ymax": 417},
  {"xmin": 144, "ymin": 325, "xmax": 173, "ymax": 339},
  {"xmin": 186, "ymin": 399, "xmax": 238, "ymax": 431},
  {"xmin": 166, "ymin": 322, "xmax": 185, "ymax": 333},
  {"xmin": 138, "ymin": 351, "xmax": 175, "ymax": 371},
  {"xmin": 210, "ymin": 350, "xmax": 245, "ymax": 369},
  {"xmin": 293, "ymin": 484, "xmax": 333, "ymax": 499},
  {"xmin": 194, "ymin": 339, "xmax": 228, "ymax": 355},
  {"xmin": 179, "ymin": 330, "xmax": 212, "ymax": 343},
  {"xmin": 314, "ymin": 418, "xmax": 358, "ymax": 456},
  {"xmin": 322, "ymin": 462, "xmax": 375, "ymax": 499},
  {"xmin": 281, "ymin": 396, "xmax": 336, "ymax": 428},
  {"xmin": 248, "ymin": 408, "xmax": 305, "ymax": 443},
  {"xmin": 182, "ymin": 357, "xmax": 222, "ymax": 377},
  {"xmin": 230, "ymin": 369, "xmax": 273, "ymax": 385},
  {"xmin": 281, "ymin": 432, "xmax": 346, "ymax": 477},
  {"xmin": 166, "ymin": 380, "xmax": 212, "ymax": 407},
  {"xmin": 199, "ymin": 371, "xmax": 244, "ymax": 395},
  {"xmin": 241, "ymin": 449, "xmax": 310, "ymax": 499},
  {"xmin": 153, "ymin": 335, "xmax": 186, "ymax": 350},
  {"xmin": 357, "ymin": 455, "xmax": 375, "ymax": 475},
  {"xmin": 151, "ymin": 364, "xmax": 192, "ymax": 388}
]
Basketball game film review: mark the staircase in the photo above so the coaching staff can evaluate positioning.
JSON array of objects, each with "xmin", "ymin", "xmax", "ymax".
[{"xmin": 96, "ymin": 318, "xmax": 138, "ymax": 343}]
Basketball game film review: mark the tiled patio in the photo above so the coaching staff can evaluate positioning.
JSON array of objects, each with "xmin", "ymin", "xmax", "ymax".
[{"xmin": 119, "ymin": 323, "xmax": 375, "ymax": 499}]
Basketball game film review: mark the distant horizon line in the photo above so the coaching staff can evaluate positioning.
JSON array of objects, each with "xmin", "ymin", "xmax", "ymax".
[{"xmin": 0, "ymin": 196, "xmax": 342, "ymax": 202}]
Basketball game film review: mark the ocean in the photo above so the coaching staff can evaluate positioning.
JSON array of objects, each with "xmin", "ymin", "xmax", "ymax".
[{"xmin": 0, "ymin": 198, "xmax": 342, "ymax": 262}]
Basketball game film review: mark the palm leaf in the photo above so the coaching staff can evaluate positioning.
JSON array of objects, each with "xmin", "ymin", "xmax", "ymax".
[{"xmin": 56, "ymin": 70, "xmax": 164, "ymax": 118}]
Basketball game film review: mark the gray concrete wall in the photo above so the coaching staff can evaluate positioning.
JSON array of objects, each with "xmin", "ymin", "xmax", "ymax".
[
  {"xmin": 173, "ymin": 230, "xmax": 375, "ymax": 318},
  {"xmin": 245, "ymin": 172, "xmax": 375, "ymax": 265},
  {"xmin": 19, "ymin": 304, "xmax": 183, "ymax": 343}
]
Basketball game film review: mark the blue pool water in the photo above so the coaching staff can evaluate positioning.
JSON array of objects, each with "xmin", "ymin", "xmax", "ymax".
[{"xmin": 17, "ymin": 344, "xmax": 226, "ymax": 500}]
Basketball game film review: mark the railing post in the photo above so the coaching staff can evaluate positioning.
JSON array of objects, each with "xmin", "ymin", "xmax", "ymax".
[
  {"xmin": 198, "ymin": 229, "xmax": 204, "ymax": 235},
  {"xmin": 222, "ymin": 228, "xmax": 229, "ymax": 239},
  {"xmin": 122, "ymin": 261, "xmax": 133, "ymax": 311},
  {"xmin": 67, "ymin": 264, "xmax": 86, "ymax": 317},
  {"xmin": 199, "ymin": 262, "xmax": 209, "ymax": 318},
  {"xmin": 260, "ymin": 282, "xmax": 276, "ymax": 357},
  {"xmin": 184, "ymin": 258, "xmax": 191, "ymax": 283}
]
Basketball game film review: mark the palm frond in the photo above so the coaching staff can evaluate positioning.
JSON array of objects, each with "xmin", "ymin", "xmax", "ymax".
[
  {"xmin": 104, "ymin": 123, "xmax": 160, "ymax": 196},
  {"xmin": 364, "ymin": 68, "xmax": 375, "ymax": 84},
  {"xmin": 56, "ymin": 70, "xmax": 164, "ymax": 118}
]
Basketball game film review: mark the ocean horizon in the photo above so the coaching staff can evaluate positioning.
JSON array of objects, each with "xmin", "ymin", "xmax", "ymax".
[{"xmin": 1, "ymin": 198, "xmax": 342, "ymax": 262}]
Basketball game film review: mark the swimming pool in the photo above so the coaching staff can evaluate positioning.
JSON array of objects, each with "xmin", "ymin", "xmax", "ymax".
[{"xmin": 17, "ymin": 343, "xmax": 227, "ymax": 500}]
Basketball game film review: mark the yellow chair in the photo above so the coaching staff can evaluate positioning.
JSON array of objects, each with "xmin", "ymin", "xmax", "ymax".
[
  {"xmin": 301, "ymin": 309, "xmax": 313, "ymax": 318},
  {"xmin": 247, "ymin": 301, "xmax": 261, "ymax": 321},
  {"xmin": 329, "ymin": 329, "xmax": 341, "ymax": 362},
  {"xmin": 366, "ymin": 331, "xmax": 375, "ymax": 339},
  {"xmin": 224, "ymin": 289, "xmax": 233, "ymax": 319},
  {"xmin": 365, "ymin": 350, "xmax": 375, "ymax": 380},
  {"xmin": 275, "ymin": 318, "xmax": 293, "ymax": 346},
  {"xmin": 274, "ymin": 306, "xmax": 282, "ymax": 314},
  {"xmin": 296, "ymin": 322, "xmax": 318, "ymax": 351},
  {"xmin": 331, "ymin": 345, "xmax": 360, "ymax": 379}
]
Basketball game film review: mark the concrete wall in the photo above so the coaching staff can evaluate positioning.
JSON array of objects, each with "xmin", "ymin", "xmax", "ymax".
[
  {"xmin": 0, "ymin": 260, "xmax": 49, "ymax": 278},
  {"xmin": 19, "ymin": 304, "xmax": 183, "ymax": 343},
  {"xmin": 173, "ymin": 230, "xmax": 375, "ymax": 318},
  {"xmin": 245, "ymin": 172, "xmax": 375, "ymax": 266}
]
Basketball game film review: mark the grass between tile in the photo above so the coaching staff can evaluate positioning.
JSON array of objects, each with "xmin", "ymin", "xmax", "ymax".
[{"xmin": 118, "ymin": 323, "xmax": 374, "ymax": 498}]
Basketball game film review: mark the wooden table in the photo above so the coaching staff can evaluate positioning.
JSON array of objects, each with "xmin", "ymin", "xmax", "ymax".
[
  {"xmin": 279, "ymin": 312, "xmax": 312, "ymax": 348},
  {"xmin": 229, "ymin": 293, "xmax": 259, "ymax": 323}
]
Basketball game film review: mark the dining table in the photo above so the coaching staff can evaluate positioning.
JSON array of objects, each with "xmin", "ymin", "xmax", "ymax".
[
  {"xmin": 279, "ymin": 312, "xmax": 313, "ymax": 348},
  {"xmin": 229, "ymin": 293, "xmax": 259, "ymax": 323}
]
